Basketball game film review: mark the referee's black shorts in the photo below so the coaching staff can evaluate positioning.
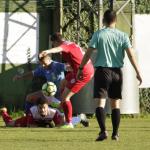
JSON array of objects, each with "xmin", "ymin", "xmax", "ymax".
[{"xmin": 94, "ymin": 66, "xmax": 123, "ymax": 99}]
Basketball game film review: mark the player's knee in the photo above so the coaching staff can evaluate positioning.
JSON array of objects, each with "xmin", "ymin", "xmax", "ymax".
[{"xmin": 111, "ymin": 99, "xmax": 120, "ymax": 109}]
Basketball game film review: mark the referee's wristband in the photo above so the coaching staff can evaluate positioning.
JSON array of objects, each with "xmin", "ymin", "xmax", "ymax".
[{"xmin": 79, "ymin": 67, "xmax": 83, "ymax": 70}]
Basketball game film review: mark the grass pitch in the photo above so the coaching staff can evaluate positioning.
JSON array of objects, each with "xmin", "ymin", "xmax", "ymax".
[{"xmin": 0, "ymin": 116, "xmax": 150, "ymax": 150}]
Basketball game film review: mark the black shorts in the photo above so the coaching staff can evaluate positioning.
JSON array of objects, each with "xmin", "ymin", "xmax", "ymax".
[{"xmin": 94, "ymin": 66, "xmax": 122, "ymax": 99}]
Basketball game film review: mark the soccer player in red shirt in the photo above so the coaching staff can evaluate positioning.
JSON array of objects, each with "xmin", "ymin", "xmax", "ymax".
[
  {"xmin": 0, "ymin": 98, "xmax": 89, "ymax": 128},
  {"xmin": 0, "ymin": 98, "xmax": 64, "ymax": 127},
  {"xmin": 39, "ymin": 32, "xmax": 94, "ymax": 128}
]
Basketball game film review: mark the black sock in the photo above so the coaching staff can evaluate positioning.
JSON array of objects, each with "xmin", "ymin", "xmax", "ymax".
[
  {"xmin": 111, "ymin": 108, "xmax": 120, "ymax": 136},
  {"xmin": 95, "ymin": 107, "xmax": 106, "ymax": 133}
]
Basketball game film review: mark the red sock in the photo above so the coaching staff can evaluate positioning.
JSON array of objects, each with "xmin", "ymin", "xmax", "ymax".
[
  {"xmin": 62, "ymin": 101, "xmax": 72, "ymax": 123},
  {"xmin": 1, "ymin": 112, "xmax": 13, "ymax": 124}
]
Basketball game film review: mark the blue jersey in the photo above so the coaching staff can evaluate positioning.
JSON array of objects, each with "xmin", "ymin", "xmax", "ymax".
[{"xmin": 33, "ymin": 61, "xmax": 66, "ymax": 98}]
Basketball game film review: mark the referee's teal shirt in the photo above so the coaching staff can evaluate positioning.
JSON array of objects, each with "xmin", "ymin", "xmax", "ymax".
[{"xmin": 89, "ymin": 27, "xmax": 132, "ymax": 68}]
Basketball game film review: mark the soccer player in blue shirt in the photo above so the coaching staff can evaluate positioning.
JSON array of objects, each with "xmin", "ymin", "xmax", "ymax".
[{"xmin": 13, "ymin": 54, "xmax": 71, "ymax": 113}]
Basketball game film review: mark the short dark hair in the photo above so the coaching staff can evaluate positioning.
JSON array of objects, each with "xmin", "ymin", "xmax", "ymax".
[
  {"xmin": 103, "ymin": 9, "xmax": 117, "ymax": 25},
  {"xmin": 50, "ymin": 32, "xmax": 62, "ymax": 42},
  {"xmin": 36, "ymin": 97, "xmax": 48, "ymax": 105}
]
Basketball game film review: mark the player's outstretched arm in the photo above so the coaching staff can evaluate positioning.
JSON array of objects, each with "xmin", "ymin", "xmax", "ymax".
[
  {"xmin": 26, "ymin": 90, "xmax": 43, "ymax": 103},
  {"xmin": 39, "ymin": 47, "xmax": 63, "ymax": 58},
  {"xmin": 13, "ymin": 71, "xmax": 33, "ymax": 81},
  {"xmin": 125, "ymin": 47, "xmax": 142, "ymax": 85}
]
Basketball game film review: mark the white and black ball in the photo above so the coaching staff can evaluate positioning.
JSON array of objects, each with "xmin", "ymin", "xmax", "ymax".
[{"xmin": 42, "ymin": 82, "xmax": 57, "ymax": 96}]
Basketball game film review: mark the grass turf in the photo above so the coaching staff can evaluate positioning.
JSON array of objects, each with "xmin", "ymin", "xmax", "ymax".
[{"xmin": 0, "ymin": 116, "xmax": 150, "ymax": 150}]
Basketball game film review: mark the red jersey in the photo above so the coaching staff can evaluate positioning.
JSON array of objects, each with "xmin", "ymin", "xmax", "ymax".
[
  {"xmin": 11, "ymin": 106, "xmax": 63, "ymax": 127},
  {"xmin": 60, "ymin": 41, "xmax": 94, "ymax": 74}
]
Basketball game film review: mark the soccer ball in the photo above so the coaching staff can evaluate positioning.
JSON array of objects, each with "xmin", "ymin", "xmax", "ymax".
[{"xmin": 42, "ymin": 82, "xmax": 57, "ymax": 96}]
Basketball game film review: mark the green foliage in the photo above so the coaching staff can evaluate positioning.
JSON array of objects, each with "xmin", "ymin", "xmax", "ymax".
[
  {"xmin": 139, "ymin": 88, "xmax": 150, "ymax": 114},
  {"xmin": 0, "ymin": 0, "xmax": 73, "ymax": 12},
  {"xmin": 0, "ymin": 0, "xmax": 37, "ymax": 12},
  {"xmin": 1, "ymin": 0, "xmax": 150, "ymax": 14},
  {"xmin": 62, "ymin": 0, "xmax": 150, "ymax": 47},
  {"xmin": 63, "ymin": 0, "xmax": 99, "ymax": 48},
  {"xmin": 135, "ymin": 0, "xmax": 150, "ymax": 14}
]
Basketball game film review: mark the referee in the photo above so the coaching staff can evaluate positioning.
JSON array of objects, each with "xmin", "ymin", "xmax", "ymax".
[{"xmin": 77, "ymin": 9, "xmax": 142, "ymax": 141}]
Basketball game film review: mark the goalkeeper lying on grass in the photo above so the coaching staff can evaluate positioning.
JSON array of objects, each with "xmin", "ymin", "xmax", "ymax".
[{"xmin": 0, "ymin": 97, "xmax": 88, "ymax": 128}]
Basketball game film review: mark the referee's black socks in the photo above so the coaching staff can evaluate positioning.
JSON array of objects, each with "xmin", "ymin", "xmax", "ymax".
[
  {"xmin": 96, "ymin": 107, "xmax": 106, "ymax": 133},
  {"xmin": 111, "ymin": 108, "xmax": 120, "ymax": 136}
]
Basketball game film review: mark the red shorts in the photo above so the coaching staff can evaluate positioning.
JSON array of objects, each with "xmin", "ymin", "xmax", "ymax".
[{"xmin": 65, "ymin": 69, "xmax": 94, "ymax": 93}]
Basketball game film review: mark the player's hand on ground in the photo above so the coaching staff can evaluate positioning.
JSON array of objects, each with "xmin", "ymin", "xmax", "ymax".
[{"xmin": 77, "ymin": 69, "xmax": 83, "ymax": 80}]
